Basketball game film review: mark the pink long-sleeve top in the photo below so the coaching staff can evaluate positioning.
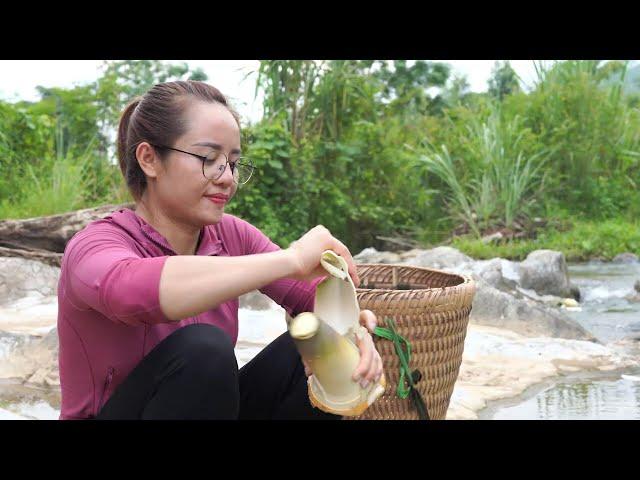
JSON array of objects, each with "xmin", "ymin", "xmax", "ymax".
[{"xmin": 57, "ymin": 207, "xmax": 323, "ymax": 420}]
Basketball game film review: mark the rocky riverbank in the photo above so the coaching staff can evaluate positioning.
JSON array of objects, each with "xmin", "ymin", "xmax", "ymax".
[{"xmin": 1, "ymin": 246, "xmax": 639, "ymax": 420}]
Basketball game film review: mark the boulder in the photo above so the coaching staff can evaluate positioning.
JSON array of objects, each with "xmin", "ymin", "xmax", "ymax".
[
  {"xmin": 0, "ymin": 258, "xmax": 60, "ymax": 305},
  {"xmin": 0, "ymin": 328, "xmax": 59, "ymax": 387},
  {"xmin": 353, "ymin": 247, "xmax": 402, "ymax": 264},
  {"xmin": 518, "ymin": 250, "xmax": 576, "ymax": 299},
  {"xmin": 401, "ymin": 246, "xmax": 472, "ymax": 270},
  {"xmin": 472, "ymin": 258, "xmax": 519, "ymax": 292},
  {"xmin": 469, "ymin": 279, "xmax": 596, "ymax": 341}
]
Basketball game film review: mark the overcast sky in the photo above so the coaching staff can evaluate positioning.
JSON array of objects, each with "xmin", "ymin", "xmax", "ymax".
[{"xmin": 0, "ymin": 60, "xmax": 545, "ymax": 124}]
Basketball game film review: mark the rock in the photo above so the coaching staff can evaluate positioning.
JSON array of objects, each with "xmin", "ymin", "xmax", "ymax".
[
  {"xmin": 475, "ymin": 259, "xmax": 506, "ymax": 287},
  {"xmin": 0, "ymin": 295, "xmax": 58, "ymax": 335},
  {"xmin": 398, "ymin": 248, "xmax": 427, "ymax": 261},
  {"xmin": 561, "ymin": 298, "xmax": 579, "ymax": 308},
  {"xmin": 481, "ymin": 232, "xmax": 504, "ymax": 244},
  {"xmin": 353, "ymin": 247, "xmax": 402, "ymax": 264},
  {"xmin": 469, "ymin": 279, "xmax": 596, "ymax": 341},
  {"xmin": 444, "ymin": 257, "xmax": 525, "ymax": 296},
  {"xmin": 0, "ymin": 328, "xmax": 59, "ymax": 387},
  {"xmin": 239, "ymin": 290, "xmax": 279, "ymax": 310},
  {"xmin": 401, "ymin": 246, "xmax": 472, "ymax": 270},
  {"xmin": 612, "ymin": 252, "xmax": 639, "ymax": 264},
  {"xmin": 0, "ymin": 331, "xmax": 36, "ymax": 359},
  {"xmin": 628, "ymin": 281, "xmax": 640, "ymax": 302},
  {"xmin": 354, "ymin": 247, "xmax": 377, "ymax": 262},
  {"xmin": 569, "ymin": 285, "xmax": 581, "ymax": 302},
  {"xmin": 519, "ymin": 250, "xmax": 575, "ymax": 299},
  {"xmin": 516, "ymin": 288, "xmax": 567, "ymax": 307},
  {"xmin": 0, "ymin": 258, "xmax": 60, "ymax": 306},
  {"xmin": 469, "ymin": 258, "xmax": 518, "ymax": 292}
]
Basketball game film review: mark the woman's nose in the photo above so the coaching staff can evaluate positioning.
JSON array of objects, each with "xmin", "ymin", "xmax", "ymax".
[{"xmin": 215, "ymin": 162, "xmax": 236, "ymax": 185}]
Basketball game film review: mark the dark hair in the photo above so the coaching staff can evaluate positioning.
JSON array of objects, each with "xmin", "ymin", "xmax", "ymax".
[{"xmin": 117, "ymin": 80, "xmax": 241, "ymax": 200}]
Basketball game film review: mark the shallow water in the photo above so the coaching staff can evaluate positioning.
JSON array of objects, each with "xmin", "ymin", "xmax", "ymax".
[
  {"xmin": 490, "ymin": 374, "xmax": 640, "ymax": 420},
  {"xmin": 487, "ymin": 261, "xmax": 640, "ymax": 419},
  {"xmin": 565, "ymin": 262, "xmax": 640, "ymax": 343}
]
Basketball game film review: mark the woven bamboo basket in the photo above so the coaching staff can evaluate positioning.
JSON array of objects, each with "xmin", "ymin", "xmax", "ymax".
[{"xmin": 350, "ymin": 263, "xmax": 476, "ymax": 420}]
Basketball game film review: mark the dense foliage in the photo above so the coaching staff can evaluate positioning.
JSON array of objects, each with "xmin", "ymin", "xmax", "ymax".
[{"xmin": 1, "ymin": 60, "xmax": 638, "ymax": 258}]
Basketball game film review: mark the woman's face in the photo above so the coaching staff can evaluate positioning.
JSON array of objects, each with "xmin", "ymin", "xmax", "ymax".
[{"xmin": 151, "ymin": 101, "xmax": 241, "ymax": 228}]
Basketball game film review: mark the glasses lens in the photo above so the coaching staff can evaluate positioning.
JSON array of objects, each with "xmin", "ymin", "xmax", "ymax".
[
  {"xmin": 203, "ymin": 151, "xmax": 254, "ymax": 185},
  {"xmin": 203, "ymin": 151, "xmax": 227, "ymax": 180},
  {"xmin": 235, "ymin": 158, "xmax": 254, "ymax": 185}
]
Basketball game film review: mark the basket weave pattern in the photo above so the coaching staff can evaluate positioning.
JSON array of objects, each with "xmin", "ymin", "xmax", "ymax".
[{"xmin": 351, "ymin": 263, "xmax": 476, "ymax": 420}]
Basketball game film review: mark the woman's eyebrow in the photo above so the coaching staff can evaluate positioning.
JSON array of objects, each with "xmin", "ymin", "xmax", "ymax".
[{"xmin": 192, "ymin": 141, "xmax": 241, "ymax": 154}]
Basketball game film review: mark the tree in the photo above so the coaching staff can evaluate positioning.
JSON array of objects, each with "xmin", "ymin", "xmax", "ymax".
[
  {"xmin": 443, "ymin": 73, "xmax": 471, "ymax": 107},
  {"xmin": 375, "ymin": 60, "xmax": 451, "ymax": 115},
  {"xmin": 488, "ymin": 61, "xmax": 521, "ymax": 101},
  {"xmin": 94, "ymin": 60, "xmax": 209, "ymax": 138}
]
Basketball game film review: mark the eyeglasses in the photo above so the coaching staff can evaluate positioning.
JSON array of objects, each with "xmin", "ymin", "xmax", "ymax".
[{"xmin": 150, "ymin": 144, "xmax": 255, "ymax": 185}]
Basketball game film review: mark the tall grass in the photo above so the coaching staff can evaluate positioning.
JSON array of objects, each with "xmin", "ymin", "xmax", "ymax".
[
  {"xmin": 524, "ymin": 60, "xmax": 640, "ymax": 216},
  {"xmin": 415, "ymin": 104, "xmax": 548, "ymax": 237},
  {"xmin": 0, "ymin": 138, "xmax": 128, "ymax": 220}
]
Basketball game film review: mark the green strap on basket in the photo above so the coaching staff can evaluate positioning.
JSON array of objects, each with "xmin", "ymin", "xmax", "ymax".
[{"xmin": 374, "ymin": 317, "xmax": 430, "ymax": 420}]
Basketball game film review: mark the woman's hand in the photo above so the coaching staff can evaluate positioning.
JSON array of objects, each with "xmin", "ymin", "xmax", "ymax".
[
  {"xmin": 286, "ymin": 225, "xmax": 360, "ymax": 287},
  {"xmin": 351, "ymin": 309, "xmax": 384, "ymax": 388},
  {"xmin": 302, "ymin": 309, "xmax": 384, "ymax": 389}
]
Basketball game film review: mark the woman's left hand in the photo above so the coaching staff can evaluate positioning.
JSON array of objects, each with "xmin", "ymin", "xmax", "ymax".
[
  {"xmin": 302, "ymin": 310, "xmax": 384, "ymax": 387},
  {"xmin": 352, "ymin": 309, "xmax": 384, "ymax": 388}
]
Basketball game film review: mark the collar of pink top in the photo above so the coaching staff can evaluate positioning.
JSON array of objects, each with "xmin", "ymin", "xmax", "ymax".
[{"xmin": 116, "ymin": 208, "xmax": 225, "ymax": 257}]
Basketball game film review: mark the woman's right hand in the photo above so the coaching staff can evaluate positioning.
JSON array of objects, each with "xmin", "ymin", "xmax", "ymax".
[{"xmin": 286, "ymin": 225, "xmax": 360, "ymax": 287}]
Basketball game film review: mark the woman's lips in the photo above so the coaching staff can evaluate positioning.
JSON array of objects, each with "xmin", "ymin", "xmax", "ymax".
[{"xmin": 206, "ymin": 196, "xmax": 227, "ymax": 205}]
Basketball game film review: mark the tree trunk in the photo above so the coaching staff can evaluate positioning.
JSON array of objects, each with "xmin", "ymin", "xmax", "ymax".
[
  {"xmin": 0, "ymin": 203, "xmax": 134, "ymax": 253},
  {"xmin": 0, "ymin": 245, "xmax": 62, "ymax": 267}
]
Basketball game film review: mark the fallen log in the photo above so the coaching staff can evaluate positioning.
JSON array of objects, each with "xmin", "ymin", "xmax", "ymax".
[
  {"xmin": 0, "ymin": 245, "xmax": 63, "ymax": 267},
  {"xmin": 0, "ymin": 203, "xmax": 133, "ymax": 253}
]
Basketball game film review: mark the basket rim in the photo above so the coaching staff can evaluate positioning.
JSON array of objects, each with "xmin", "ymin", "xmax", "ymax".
[{"xmin": 355, "ymin": 262, "xmax": 476, "ymax": 294}]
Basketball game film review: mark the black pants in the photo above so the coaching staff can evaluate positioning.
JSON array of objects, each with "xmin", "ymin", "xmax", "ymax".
[{"xmin": 96, "ymin": 323, "xmax": 341, "ymax": 420}]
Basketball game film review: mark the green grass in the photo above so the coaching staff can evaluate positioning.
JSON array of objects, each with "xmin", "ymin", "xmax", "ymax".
[
  {"xmin": 451, "ymin": 218, "xmax": 640, "ymax": 261},
  {"xmin": 0, "ymin": 153, "xmax": 130, "ymax": 220}
]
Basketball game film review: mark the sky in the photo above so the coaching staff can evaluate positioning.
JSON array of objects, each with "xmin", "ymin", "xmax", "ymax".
[{"xmin": 0, "ymin": 60, "xmax": 544, "ymax": 124}]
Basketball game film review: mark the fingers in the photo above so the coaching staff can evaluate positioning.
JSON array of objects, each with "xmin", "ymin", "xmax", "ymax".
[
  {"xmin": 353, "ymin": 328, "xmax": 385, "ymax": 388},
  {"xmin": 312, "ymin": 225, "xmax": 360, "ymax": 287},
  {"xmin": 373, "ymin": 353, "xmax": 383, "ymax": 383},
  {"xmin": 359, "ymin": 309, "xmax": 377, "ymax": 333},
  {"xmin": 332, "ymin": 238, "xmax": 360, "ymax": 287}
]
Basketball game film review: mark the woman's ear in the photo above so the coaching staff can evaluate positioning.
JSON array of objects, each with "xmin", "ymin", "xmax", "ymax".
[{"xmin": 136, "ymin": 142, "xmax": 161, "ymax": 179}]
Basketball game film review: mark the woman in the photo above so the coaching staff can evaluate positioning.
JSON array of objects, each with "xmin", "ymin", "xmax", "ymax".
[{"xmin": 57, "ymin": 80, "xmax": 383, "ymax": 420}]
